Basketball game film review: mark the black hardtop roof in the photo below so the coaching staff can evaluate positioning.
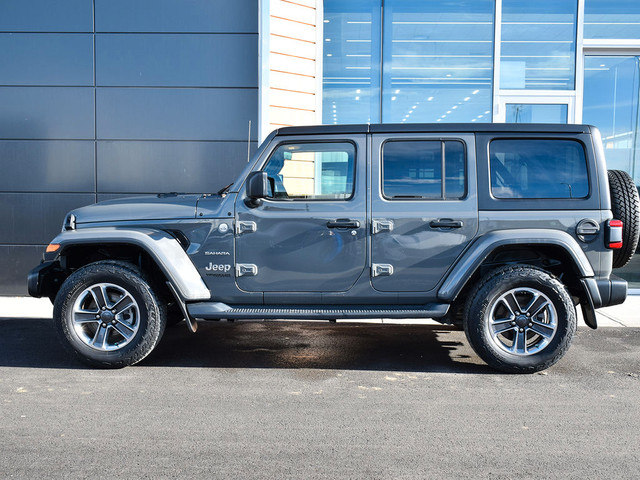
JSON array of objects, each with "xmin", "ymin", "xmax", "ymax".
[{"xmin": 275, "ymin": 123, "xmax": 593, "ymax": 136}]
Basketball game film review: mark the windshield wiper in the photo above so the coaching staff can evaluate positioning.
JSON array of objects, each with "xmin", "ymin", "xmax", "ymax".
[{"xmin": 216, "ymin": 183, "xmax": 234, "ymax": 195}]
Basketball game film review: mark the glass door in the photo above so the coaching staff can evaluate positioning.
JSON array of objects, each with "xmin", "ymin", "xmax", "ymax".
[{"xmin": 583, "ymin": 55, "xmax": 640, "ymax": 288}]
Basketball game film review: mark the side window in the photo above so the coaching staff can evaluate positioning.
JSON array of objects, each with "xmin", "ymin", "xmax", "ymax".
[
  {"xmin": 490, "ymin": 139, "xmax": 589, "ymax": 199},
  {"xmin": 382, "ymin": 140, "xmax": 466, "ymax": 200},
  {"xmin": 263, "ymin": 142, "xmax": 356, "ymax": 200}
]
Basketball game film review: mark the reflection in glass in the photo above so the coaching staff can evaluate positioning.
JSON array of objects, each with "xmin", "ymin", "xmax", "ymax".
[
  {"xmin": 583, "ymin": 56, "xmax": 640, "ymax": 181},
  {"xmin": 322, "ymin": 0, "xmax": 381, "ymax": 125},
  {"xmin": 585, "ymin": 0, "xmax": 640, "ymax": 39},
  {"xmin": 382, "ymin": 140, "xmax": 466, "ymax": 199},
  {"xmin": 382, "ymin": 0, "xmax": 494, "ymax": 123},
  {"xmin": 500, "ymin": 0, "xmax": 576, "ymax": 90},
  {"xmin": 263, "ymin": 143, "xmax": 355, "ymax": 200},
  {"xmin": 505, "ymin": 103, "xmax": 568, "ymax": 123},
  {"xmin": 583, "ymin": 55, "xmax": 640, "ymax": 287},
  {"xmin": 490, "ymin": 140, "xmax": 588, "ymax": 199}
]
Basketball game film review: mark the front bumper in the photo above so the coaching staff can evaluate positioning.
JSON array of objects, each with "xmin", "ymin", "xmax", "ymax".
[{"xmin": 27, "ymin": 261, "xmax": 60, "ymax": 298}]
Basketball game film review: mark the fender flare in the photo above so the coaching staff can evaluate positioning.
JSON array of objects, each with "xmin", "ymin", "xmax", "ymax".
[
  {"xmin": 437, "ymin": 229, "xmax": 595, "ymax": 302},
  {"xmin": 50, "ymin": 227, "xmax": 210, "ymax": 301}
]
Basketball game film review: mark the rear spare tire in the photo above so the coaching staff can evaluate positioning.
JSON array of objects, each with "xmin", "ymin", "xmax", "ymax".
[{"xmin": 608, "ymin": 170, "xmax": 640, "ymax": 268}]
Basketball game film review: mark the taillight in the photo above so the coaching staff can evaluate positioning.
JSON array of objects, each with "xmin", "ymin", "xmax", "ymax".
[{"xmin": 607, "ymin": 219, "xmax": 623, "ymax": 249}]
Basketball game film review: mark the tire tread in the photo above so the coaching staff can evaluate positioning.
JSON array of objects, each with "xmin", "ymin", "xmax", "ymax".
[
  {"xmin": 53, "ymin": 260, "xmax": 166, "ymax": 368},
  {"xmin": 608, "ymin": 169, "xmax": 640, "ymax": 269},
  {"xmin": 464, "ymin": 265, "xmax": 576, "ymax": 374}
]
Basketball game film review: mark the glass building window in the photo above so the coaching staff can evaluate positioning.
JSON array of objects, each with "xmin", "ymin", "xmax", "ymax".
[
  {"xmin": 322, "ymin": 0, "xmax": 381, "ymax": 125},
  {"xmin": 505, "ymin": 104, "xmax": 568, "ymax": 123},
  {"xmin": 382, "ymin": 0, "xmax": 494, "ymax": 124},
  {"xmin": 500, "ymin": 0, "xmax": 577, "ymax": 90},
  {"xmin": 585, "ymin": 0, "xmax": 640, "ymax": 39},
  {"xmin": 583, "ymin": 56, "xmax": 640, "ymax": 181},
  {"xmin": 583, "ymin": 56, "xmax": 640, "ymax": 289}
]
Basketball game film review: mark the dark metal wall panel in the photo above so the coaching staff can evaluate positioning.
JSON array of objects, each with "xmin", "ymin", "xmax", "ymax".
[
  {"xmin": 97, "ymin": 194, "xmax": 149, "ymax": 203},
  {"xmin": 0, "ymin": 193, "xmax": 95, "ymax": 244},
  {"xmin": 97, "ymin": 141, "xmax": 258, "ymax": 193},
  {"xmin": 96, "ymin": 88, "xmax": 258, "ymax": 141},
  {"xmin": 96, "ymin": 34, "xmax": 258, "ymax": 87},
  {"xmin": 0, "ymin": 2, "xmax": 260, "ymax": 294},
  {"xmin": 0, "ymin": 246, "xmax": 46, "ymax": 296},
  {"xmin": 95, "ymin": 0, "xmax": 258, "ymax": 33},
  {"xmin": 0, "ymin": 141, "xmax": 95, "ymax": 192},
  {"xmin": 0, "ymin": 34, "xmax": 94, "ymax": 86},
  {"xmin": 0, "ymin": 0, "xmax": 93, "ymax": 33},
  {"xmin": 0, "ymin": 87, "xmax": 95, "ymax": 139}
]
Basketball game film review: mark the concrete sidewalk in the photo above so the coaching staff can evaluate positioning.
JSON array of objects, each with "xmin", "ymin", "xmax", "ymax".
[{"xmin": 0, "ymin": 295, "xmax": 638, "ymax": 327}]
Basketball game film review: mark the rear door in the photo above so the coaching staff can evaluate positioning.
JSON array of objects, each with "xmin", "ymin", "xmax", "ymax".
[{"xmin": 370, "ymin": 133, "xmax": 478, "ymax": 292}]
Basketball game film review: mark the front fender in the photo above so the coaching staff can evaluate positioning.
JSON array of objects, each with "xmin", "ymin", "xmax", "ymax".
[
  {"xmin": 437, "ymin": 229, "xmax": 595, "ymax": 302},
  {"xmin": 49, "ymin": 227, "xmax": 210, "ymax": 301}
]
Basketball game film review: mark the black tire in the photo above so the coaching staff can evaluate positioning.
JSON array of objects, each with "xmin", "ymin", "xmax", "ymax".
[
  {"xmin": 53, "ymin": 260, "xmax": 167, "ymax": 368},
  {"xmin": 464, "ymin": 265, "xmax": 576, "ymax": 374},
  {"xmin": 608, "ymin": 169, "xmax": 640, "ymax": 269}
]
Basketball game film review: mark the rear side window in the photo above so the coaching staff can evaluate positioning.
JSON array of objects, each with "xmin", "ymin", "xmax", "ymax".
[
  {"xmin": 382, "ymin": 140, "xmax": 466, "ymax": 200},
  {"xmin": 490, "ymin": 139, "xmax": 589, "ymax": 199}
]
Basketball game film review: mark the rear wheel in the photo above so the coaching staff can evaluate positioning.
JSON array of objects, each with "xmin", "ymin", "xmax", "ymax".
[
  {"xmin": 53, "ymin": 261, "xmax": 167, "ymax": 367},
  {"xmin": 464, "ymin": 265, "xmax": 576, "ymax": 373}
]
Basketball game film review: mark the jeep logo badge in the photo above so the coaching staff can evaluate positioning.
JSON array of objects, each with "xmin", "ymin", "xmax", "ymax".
[{"xmin": 205, "ymin": 263, "xmax": 232, "ymax": 272}]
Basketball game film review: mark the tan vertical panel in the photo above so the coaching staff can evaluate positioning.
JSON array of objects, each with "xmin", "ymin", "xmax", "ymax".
[{"xmin": 262, "ymin": 0, "xmax": 321, "ymax": 139}]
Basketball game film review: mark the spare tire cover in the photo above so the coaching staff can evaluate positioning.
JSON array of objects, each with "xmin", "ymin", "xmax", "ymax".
[{"xmin": 608, "ymin": 170, "xmax": 640, "ymax": 269}]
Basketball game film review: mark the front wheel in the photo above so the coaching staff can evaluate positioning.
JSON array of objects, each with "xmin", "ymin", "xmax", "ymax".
[
  {"xmin": 53, "ymin": 261, "xmax": 167, "ymax": 368},
  {"xmin": 464, "ymin": 265, "xmax": 576, "ymax": 373}
]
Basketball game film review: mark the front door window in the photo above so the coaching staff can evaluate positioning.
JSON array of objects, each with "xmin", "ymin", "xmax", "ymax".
[{"xmin": 262, "ymin": 143, "xmax": 355, "ymax": 200}]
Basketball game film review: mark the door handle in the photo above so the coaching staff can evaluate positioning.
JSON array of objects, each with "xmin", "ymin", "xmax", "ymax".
[
  {"xmin": 327, "ymin": 219, "xmax": 361, "ymax": 229},
  {"xmin": 429, "ymin": 219, "xmax": 463, "ymax": 229}
]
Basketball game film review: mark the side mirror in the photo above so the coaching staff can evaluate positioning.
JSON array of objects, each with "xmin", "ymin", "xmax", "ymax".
[{"xmin": 245, "ymin": 171, "xmax": 270, "ymax": 207}]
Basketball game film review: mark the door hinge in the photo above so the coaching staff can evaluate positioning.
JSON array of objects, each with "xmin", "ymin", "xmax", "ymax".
[
  {"xmin": 372, "ymin": 263, "xmax": 394, "ymax": 277},
  {"xmin": 236, "ymin": 220, "xmax": 257, "ymax": 234},
  {"xmin": 236, "ymin": 263, "xmax": 258, "ymax": 277},
  {"xmin": 372, "ymin": 219, "xmax": 394, "ymax": 234}
]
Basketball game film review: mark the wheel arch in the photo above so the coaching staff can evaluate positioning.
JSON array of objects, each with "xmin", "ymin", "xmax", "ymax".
[
  {"xmin": 46, "ymin": 227, "xmax": 210, "ymax": 302},
  {"xmin": 438, "ymin": 229, "xmax": 594, "ymax": 305}
]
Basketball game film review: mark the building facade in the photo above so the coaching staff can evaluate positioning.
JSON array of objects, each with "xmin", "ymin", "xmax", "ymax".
[
  {"xmin": 321, "ymin": 0, "xmax": 640, "ymax": 287},
  {"xmin": 0, "ymin": 0, "xmax": 638, "ymax": 294},
  {"xmin": 0, "ymin": 0, "xmax": 259, "ymax": 294}
]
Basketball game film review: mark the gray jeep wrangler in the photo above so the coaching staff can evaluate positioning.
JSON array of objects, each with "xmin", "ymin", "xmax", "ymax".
[{"xmin": 29, "ymin": 123, "xmax": 640, "ymax": 373}]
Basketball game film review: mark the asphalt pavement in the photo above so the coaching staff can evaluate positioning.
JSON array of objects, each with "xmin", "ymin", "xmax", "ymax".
[{"xmin": 1, "ymin": 315, "xmax": 639, "ymax": 479}]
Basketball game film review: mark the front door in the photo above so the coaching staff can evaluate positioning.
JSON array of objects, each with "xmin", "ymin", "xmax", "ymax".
[
  {"xmin": 370, "ymin": 133, "xmax": 478, "ymax": 292},
  {"xmin": 235, "ymin": 136, "xmax": 367, "ymax": 293}
]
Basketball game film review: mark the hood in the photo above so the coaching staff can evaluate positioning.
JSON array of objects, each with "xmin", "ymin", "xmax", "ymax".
[{"xmin": 71, "ymin": 194, "xmax": 202, "ymax": 224}]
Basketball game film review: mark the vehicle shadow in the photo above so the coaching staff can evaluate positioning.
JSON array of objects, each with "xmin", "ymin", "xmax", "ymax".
[{"xmin": 0, "ymin": 317, "xmax": 492, "ymax": 373}]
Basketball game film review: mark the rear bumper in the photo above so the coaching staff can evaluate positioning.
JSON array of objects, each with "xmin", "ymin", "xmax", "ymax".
[{"xmin": 582, "ymin": 274, "xmax": 627, "ymax": 309}]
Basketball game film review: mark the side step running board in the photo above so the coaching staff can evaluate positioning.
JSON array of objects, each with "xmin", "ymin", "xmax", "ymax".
[{"xmin": 187, "ymin": 302, "xmax": 449, "ymax": 320}]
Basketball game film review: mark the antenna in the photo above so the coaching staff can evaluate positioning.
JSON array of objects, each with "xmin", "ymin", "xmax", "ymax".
[{"xmin": 247, "ymin": 120, "xmax": 252, "ymax": 163}]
